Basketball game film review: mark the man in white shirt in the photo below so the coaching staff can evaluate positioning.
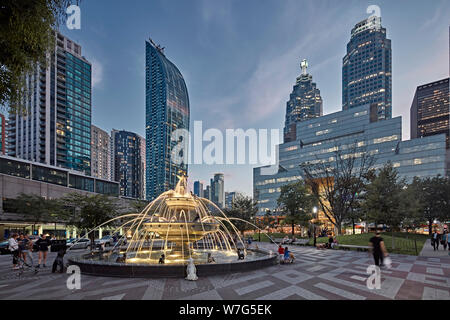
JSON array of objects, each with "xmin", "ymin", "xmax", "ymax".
[{"xmin": 8, "ymin": 233, "xmax": 19, "ymax": 269}]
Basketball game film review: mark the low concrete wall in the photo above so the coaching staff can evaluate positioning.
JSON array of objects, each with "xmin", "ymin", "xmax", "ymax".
[{"xmin": 68, "ymin": 250, "xmax": 278, "ymax": 278}]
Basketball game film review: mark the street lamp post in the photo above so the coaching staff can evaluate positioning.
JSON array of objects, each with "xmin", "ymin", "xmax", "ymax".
[{"xmin": 312, "ymin": 206, "xmax": 318, "ymax": 248}]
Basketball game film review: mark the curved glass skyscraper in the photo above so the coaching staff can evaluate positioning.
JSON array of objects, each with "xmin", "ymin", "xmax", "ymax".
[{"xmin": 145, "ymin": 40, "xmax": 190, "ymax": 200}]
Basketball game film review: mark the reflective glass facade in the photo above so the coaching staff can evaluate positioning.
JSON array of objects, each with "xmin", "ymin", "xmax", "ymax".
[
  {"xmin": 254, "ymin": 104, "xmax": 447, "ymax": 215},
  {"xmin": 145, "ymin": 40, "xmax": 190, "ymax": 200},
  {"xmin": 342, "ymin": 16, "xmax": 392, "ymax": 120},
  {"xmin": 111, "ymin": 130, "xmax": 144, "ymax": 199},
  {"xmin": 7, "ymin": 33, "xmax": 91, "ymax": 175},
  {"xmin": 284, "ymin": 60, "xmax": 323, "ymax": 142},
  {"xmin": 410, "ymin": 78, "xmax": 449, "ymax": 148},
  {"xmin": 0, "ymin": 155, "xmax": 118, "ymax": 196},
  {"xmin": 0, "ymin": 114, "xmax": 5, "ymax": 154}
]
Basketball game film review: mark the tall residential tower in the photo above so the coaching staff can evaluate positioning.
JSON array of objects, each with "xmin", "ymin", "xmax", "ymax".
[
  {"xmin": 111, "ymin": 129, "xmax": 144, "ymax": 199},
  {"xmin": 91, "ymin": 124, "xmax": 111, "ymax": 181},
  {"xmin": 145, "ymin": 39, "xmax": 190, "ymax": 200},
  {"xmin": 7, "ymin": 32, "xmax": 92, "ymax": 175}
]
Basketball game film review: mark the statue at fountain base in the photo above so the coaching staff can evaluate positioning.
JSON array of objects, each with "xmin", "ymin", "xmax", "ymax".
[{"xmin": 185, "ymin": 258, "xmax": 198, "ymax": 281}]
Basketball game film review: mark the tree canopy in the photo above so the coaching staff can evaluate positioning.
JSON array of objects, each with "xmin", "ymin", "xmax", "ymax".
[
  {"xmin": 277, "ymin": 180, "xmax": 315, "ymax": 236},
  {"xmin": 0, "ymin": 0, "xmax": 73, "ymax": 113},
  {"xmin": 300, "ymin": 143, "xmax": 375, "ymax": 235}
]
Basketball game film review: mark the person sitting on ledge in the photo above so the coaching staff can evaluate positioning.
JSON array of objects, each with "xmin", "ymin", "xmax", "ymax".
[
  {"xmin": 237, "ymin": 248, "xmax": 245, "ymax": 260},
  {"xmin": 116, "ymin": 253, "xmax": 127, "ymax": 263},
  {"xmin": 207, "ymin": 252, "xmax": 216, "ymax": 263},
  {"xmin": 159, "ymin": 254, "xmax": 165, "ymax": 264}
]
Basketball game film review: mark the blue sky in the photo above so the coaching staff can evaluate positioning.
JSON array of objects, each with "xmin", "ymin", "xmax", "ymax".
[{"xmin": 61, "ymin": 0, "xmax": 450, "ymax": 196}]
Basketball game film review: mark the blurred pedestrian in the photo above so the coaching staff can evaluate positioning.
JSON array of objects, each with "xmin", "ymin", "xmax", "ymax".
[
  {"xmin": 35, "ymin": 234, "xmax": 51, "ymax": 268},
  {"xmin": 8, "ymin": 233, "xmax": 19, "ymax": 270},
  {"xmin": 369, "ymin": 231, "xmax": 388, "ymax": 267}
]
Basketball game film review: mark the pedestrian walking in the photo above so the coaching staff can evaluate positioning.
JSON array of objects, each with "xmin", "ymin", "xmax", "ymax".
[
  {"xmin": 431, "ymin": 230, "xmax": 438, "ymax": 251},
  {"xmin": 369, "ymin": 231, "xmax": 389, "ymax": 267},
  {"xmin": 35, "ymin": 234, "xmax": 51, "ymax": 268},
  {"xmin": 18, "ymin": 234, "xmax": 30, "ymax": 264},
  {"xmin": 441, "ymin": 231, "xmax": 448, "ymax": 250},
  {"xmin": 8, "ymin": 233, "xmax": 20, "ymax": 270}
]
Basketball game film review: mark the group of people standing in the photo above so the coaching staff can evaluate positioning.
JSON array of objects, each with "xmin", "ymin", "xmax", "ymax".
[
  {"xmin": 431, "ymin": 230, "xmax": 449, "ymax": 251},
  {"xmin": 8, "ymin": 233, "xmax": 52, "ymax": 270}
]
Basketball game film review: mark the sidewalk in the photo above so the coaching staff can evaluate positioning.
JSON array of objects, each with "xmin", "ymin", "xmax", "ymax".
[{"xmin": 419, "ymin": 239, "xmax": 450, "ymax": 257}]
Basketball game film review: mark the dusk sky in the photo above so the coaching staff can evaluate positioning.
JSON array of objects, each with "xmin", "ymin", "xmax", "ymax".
[{"xmin": 61, "ymin": 0, "xmax": 450, "ymax": 196}]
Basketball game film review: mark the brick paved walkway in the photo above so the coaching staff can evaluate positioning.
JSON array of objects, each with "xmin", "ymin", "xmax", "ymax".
[{"xmin": 0, "ymin": 243, "xmax": 448, "ymax": 300}]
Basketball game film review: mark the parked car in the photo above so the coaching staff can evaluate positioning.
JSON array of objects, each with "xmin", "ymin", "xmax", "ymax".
[
  {"xmin": 94, "ymin": 235, "xmax": 114, "ymax": 247},
  {"xmin": 0, "ymin": 241, "xmax": 11, "ymax": 255},
  {"xmin": 66, "ymin": 238, "xmax": 91, "ymax": 250}
]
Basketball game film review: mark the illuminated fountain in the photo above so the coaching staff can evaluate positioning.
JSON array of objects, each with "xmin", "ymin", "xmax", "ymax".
[{"xmin": 68, "ymin": 175, "xmax": 277, "ymax": 277}]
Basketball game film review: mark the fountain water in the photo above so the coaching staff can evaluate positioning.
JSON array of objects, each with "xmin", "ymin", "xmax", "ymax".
[{"xmin": 68, "ymin": 175, "xmax": 277, "ymax": 277}]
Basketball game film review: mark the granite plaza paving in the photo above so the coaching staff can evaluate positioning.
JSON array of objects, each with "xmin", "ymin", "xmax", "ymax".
[{"xmin": 0, "ymin": 242, "xmax": 448, "ymax": 300}]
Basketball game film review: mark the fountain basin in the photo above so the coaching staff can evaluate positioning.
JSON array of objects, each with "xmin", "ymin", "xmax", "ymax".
[{"xmin": 68, "ymin": 249, "xmax": 278, "ymax": 278}]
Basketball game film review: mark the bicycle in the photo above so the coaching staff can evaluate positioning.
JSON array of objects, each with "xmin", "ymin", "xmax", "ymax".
[{"xmin": 14, "ymin": 252, "xmax": 39, "ymax": 278}]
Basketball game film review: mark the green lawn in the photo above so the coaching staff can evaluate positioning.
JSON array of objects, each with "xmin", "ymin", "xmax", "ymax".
[{"xmin": 252, "ymin": 232, "xmax": 428, "ymax": 255}]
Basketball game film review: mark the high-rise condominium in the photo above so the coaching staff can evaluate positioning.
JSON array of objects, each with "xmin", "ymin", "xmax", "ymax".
[
  {"xmin": 91, "ymin": 125, "xmax": 111, "ymax": 181},
  {"xmin": 193, "ymin": 180, "xmax": 204, "ymax": 197},
  {"xmin": 284, "ymin": 59, "xmax": 323, "ymax": 142},
  {"xmin": 145, "ymin": 39, "xmax": 190, "ymax": 200},
  {"xmin": 111, "ymin": 130, "xmax": 144, "ymax": 199},
  {"xmin": 211, "ymin": 173, "xmax": 225, "ymax": 208},
  {"xmin": 7, "ymin": 32, "xmax": 92, "ymax": 175},
  {"xmin": 342, "ymin": 16, "xmax": 392, "ymax": 120}
]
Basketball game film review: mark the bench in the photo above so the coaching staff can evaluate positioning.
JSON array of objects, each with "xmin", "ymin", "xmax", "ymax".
[
  {"xmin": 334, "ymin": 244, "xmax": 370, "ymax": 252},
  {"xmin": 273, "ymin": 238, "xmax": 309, "ymax": 245},
  {"xmin": 292, "ymin": 239, "xmax": 309, "ymax": 246}
]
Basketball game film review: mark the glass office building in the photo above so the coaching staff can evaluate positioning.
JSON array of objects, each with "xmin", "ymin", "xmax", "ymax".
[
  {"xmin": 211, "ymin": 173, "xmax": 225, "ymax": 208},
  {"xmin": 342, "ymin": 16, "xmax": 392, "ymax": 120},
  {"xmin": 145, "ymin": 39, "xmax": 190, "ymax": 200},
  {"xmin": 254, "ymin": 104, "xmax": 448, "ymax": 216},
  {"xmin": 0, "ymin": 155, "xmax": 118, "ymax": 196},
  {"xmin": 284, "ymin": 59, "xmax": 323, "ymax": 143},
  {"xmin": 0, "ymin": 114, "xmax": 5, "ymax": 154},
  {"xmin": 111, "ymin": 130, "xmax": 144, "ymax": 199},
  {"xmin": 7, "ymin": 32, "xmax": 92, "ymax": 175},
  {"xmin": 193, "ymin": 180, "xmax": 204, "ymax": 197},
  {"xmin": 410, "ymin": 78, "xmax": 449, "ymax": 148}
]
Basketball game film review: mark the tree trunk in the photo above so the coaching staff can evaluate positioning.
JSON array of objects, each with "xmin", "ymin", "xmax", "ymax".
[
  {"xmin": 428, "ymin": 220, "xmax": 432, "ymax": 236},
  {"xmin": 291, "ymin": 223, "xmax": 295, "ymax": 236},
  {"xmin": 352, "ymin": 218, "xmax": 355, "ymax": 235}
]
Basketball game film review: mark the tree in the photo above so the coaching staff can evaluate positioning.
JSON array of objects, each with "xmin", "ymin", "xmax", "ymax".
[
  {"xmin": 7, "ymin": 193, "xmax": 54, "ymax": 229},
  {"xmin": 223, "ymin": 194, "xmax": 258, "ymax": 234},
  {"xmin": 58, "ymin": 193, "xmax": 118, "ymax": 248},
  {"xmin": 409, "ymin": 176, "xmax": 450, "ymax": 235},
  {"xmin": 362, "ymin": 162, "xmax": 406, "ymax": 230},
  {"xmin": 277, "ymin": 180, "xmax": 315, "ymax": 236},
  {"xmin": 300, "ymin": 143, "xmax": 375, "ymax": 235},
  {"xmin": 261, "ymin": 209, "xmax": 277, "ymax": 232},
  {"xmin": 0, "ymin": 0, "xmax": 73, "ymax": 113}
]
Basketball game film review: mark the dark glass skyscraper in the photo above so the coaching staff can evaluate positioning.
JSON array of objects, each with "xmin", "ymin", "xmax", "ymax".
[
  {"xmin": 111, "ymin": 130, "xmax": 144, "ymax": 199},
  {"xmin": 410, "ymin": 78, "xmax": 449, "ymax": 148},
  {"xmin": 342, "ymin": 16, "xmax": 392, "ymax": 120},
  {"xmin": 284, "ymin": 59, "xmax": 323, "ymax": 142},
  {"xmin": 145, "ymin": 39, "xmax": 190, "ymax": 200}
]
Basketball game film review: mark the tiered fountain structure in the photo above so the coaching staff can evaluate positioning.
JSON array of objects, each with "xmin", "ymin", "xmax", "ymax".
[{"xmin": 68, "ymin": 175, "xmax": 277, "ymax": 277}]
